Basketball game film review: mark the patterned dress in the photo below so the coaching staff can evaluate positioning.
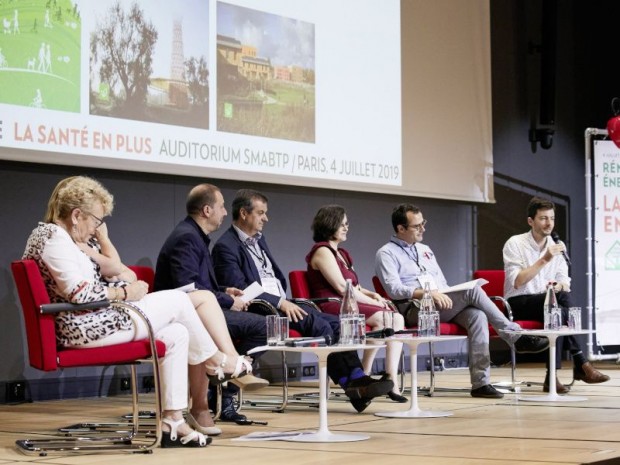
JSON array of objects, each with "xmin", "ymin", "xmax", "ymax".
[{"xmin": 22, "ymin": 222, "xmax": 131, "ymax": 346}]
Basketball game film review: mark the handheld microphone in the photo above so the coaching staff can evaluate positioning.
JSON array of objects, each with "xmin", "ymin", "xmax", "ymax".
[
  {"xmin": 550, "ymin": 231, "xmax": 571, "ymax": 266},
  {"xmin": 366, "ymin": 328, "xmax": 395, "ymax": 339}
]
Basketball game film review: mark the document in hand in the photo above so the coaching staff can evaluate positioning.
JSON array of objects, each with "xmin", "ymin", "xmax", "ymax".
[
  {"xmin": 240, "ymin": 281, "xmax": 265, "ymax": 302},
  {"xmin": 175, "ymin": 282, "xmax": 197, "ymax": 293},
  {"xmin": 440, "ymin": 278, "xmax": 488, "ymax": 294}
]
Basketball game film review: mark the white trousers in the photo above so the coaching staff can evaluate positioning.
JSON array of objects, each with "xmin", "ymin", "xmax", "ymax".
[{"xmin": 70, "ymin": 290, "xmax": 218, "ymax": 411}]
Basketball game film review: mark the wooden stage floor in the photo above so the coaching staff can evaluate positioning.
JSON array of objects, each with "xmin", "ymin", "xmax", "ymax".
[{"xmin": 1, "ymin": 363, "xmax": 620, "ymax": 465}]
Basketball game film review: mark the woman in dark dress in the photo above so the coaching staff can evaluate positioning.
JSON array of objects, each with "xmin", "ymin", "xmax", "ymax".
[{"xmin": 306, "ymin": 205, "xmax": 406, "ymax": 402}]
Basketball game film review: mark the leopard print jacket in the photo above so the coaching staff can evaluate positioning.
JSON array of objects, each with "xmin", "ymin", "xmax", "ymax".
[{"xmin": 22, "ymin": 222, "xmax": 132, "ymax": 346}]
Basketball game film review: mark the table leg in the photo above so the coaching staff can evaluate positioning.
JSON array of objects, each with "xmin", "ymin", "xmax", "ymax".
[
  {"xmin": 518, "ymin": 334, "xmax": 587, "ymax": 402},
  {"xmin": 284, "ymin": 352, "xmax": 369, "ymax": 442},
  {"xmin": 376, "ymin": 341, "xmax": 453, "ymax": 418}
]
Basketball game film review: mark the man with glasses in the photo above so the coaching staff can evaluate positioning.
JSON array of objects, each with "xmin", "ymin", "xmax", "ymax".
[
  {"xmin": 503, "ymin": 197, "xmax": 609, "ymax": 393},
  {"xmin": 375, "ymin": 203, "xmax": 549, "ymax": 398}
]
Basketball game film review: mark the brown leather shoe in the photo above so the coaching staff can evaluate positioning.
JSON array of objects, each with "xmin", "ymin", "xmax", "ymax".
[
  {"xmin": 543, "ymin": 373, "xmax": 569, "ymax": 394},
  {"xmin": 573, "ymin": 362, "xmax": 610, "ymax": 384}
]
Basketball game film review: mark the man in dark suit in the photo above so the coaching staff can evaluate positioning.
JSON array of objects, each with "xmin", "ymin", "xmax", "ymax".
[
  {"xmin": 154, "ymin": 183, "xmax": 268, "ymax": 423},
  {"xmin": 212, "ymin": 188, "xmax": 393, "ymax": 413}
]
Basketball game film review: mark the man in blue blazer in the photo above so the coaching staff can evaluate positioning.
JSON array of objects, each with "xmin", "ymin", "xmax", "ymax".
[
  {"xmin": 154, "ymin": 183, "xmax": 268, "ymax": 423},
  {"xmin": 212, "ymin": 188, "xmax": 393, "ymax": 413}
]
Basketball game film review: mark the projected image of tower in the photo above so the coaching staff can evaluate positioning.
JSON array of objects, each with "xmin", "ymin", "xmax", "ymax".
[{"xmin": 169, "ymin": 18, "xmax": 189, "ymax": 108}]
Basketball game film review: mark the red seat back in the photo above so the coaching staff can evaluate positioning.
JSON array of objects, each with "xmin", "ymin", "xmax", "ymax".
[
  {"xmin": 474, "ymin": 270, "xmax": 505, "ymax": 301},
  {"xmin": 11, "ymin": 260, "xmax": 59, "ymax": 371},
  {"xmin": 289, "ymin": 270, "xmax": 311, "ymax": 299},
  {"xmin": 473, "ymin": 269, "xmax": 543, "ymax": 331},
  {"xmin": 129, "ymin": 265, "xmax": 155, "ymax": 290},
  {"xmin": 372, "ymin": 276, "xmax": 388, "ymax": 299}
]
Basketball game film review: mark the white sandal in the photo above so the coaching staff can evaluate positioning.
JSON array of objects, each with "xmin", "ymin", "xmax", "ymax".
[
  {"xmin": 232, "ymin": 356, "xmax": 253, "ymax": 378},
  {"xmin": 161, "ymin": 417, "xmax": 210, "ymax": 448},
  {"xmin": 207, "ymin": 354, "xmax": 252, "ymax": 384}
]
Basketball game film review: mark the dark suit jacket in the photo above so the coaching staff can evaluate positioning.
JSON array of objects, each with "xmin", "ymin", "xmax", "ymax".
[
  {"xmin": 154, "ymin": 216, "xmax": 234, "ymax": 309},
  {"xmin": 212, "ymin": 225, "xmax": 286, "ymax": 308}
]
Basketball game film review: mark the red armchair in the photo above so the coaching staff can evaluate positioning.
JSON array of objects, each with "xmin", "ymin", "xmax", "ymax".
[{"xmin": 11, "ymin": 259, "xmax": 165, "ymax": 455}]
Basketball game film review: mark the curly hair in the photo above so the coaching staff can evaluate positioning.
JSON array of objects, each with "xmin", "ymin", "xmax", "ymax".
[
  {"xmin": 44, "ymin": 176, "xmax": 114, "ymax": 223},
  {"xmin": 311, "ymin": 205, "xmax": 346, "ymax": 242},
  {"xmin": 527, "ymin": 196, "xmax": 555, "ymax": 219}
]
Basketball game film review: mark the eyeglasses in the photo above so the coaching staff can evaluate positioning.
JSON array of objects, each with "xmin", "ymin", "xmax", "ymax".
[
  {"xmin": 90, "ymin": 213, "xmax": 104, "ymax": 229},
  {"xmin": 407, "ymin": 220, "xmax": 427, "ymax": 231}
]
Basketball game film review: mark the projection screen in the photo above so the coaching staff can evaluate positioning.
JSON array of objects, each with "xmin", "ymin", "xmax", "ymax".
[{"xmin": 0, "ymin": 0, "xmax": 493, "ymax": 203}]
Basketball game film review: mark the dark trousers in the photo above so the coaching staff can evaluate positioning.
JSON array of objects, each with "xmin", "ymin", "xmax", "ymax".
[
  {"xmin": 508, "ymin": 291, "xmax": 584, "ymax": 369},
  {"xmin": 290, "ymin": 302, "xmax": 363, "ymax": 385},
  {"xmin": 223, "ymin": 309, "xmax": 268, "ymax": 355}
]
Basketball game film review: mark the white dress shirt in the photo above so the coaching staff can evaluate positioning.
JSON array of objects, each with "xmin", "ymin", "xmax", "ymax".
[{"xmin": 503, "ymin": 231, "xmax": 570, "ymax": 299}]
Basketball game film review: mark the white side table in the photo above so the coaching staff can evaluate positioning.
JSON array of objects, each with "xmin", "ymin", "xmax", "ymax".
[
  {"xmin": 244, "ymin": 343, "xmax": 384, "ymax": 442},
  {"xmin": 503, "ymin": 329, "xmax": 593, "ymax": 402},
  {"xmin": 375, "ymin": 335, "xmax": 467, "ymax": 418}
]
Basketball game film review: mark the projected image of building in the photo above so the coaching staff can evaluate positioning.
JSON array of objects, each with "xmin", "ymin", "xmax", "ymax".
[{"xmin": 216, "ymin": 2, "xmax": 315, "ymax": 143}]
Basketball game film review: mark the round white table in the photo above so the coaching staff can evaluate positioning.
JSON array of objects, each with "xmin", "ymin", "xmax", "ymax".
[
  {"xmin": 502, "ymin": 328, "xmax": 593, "ymax": 402},
  {"xmin": 375, "ymin": 335, "xmax": 467, "ymax": 418},
  {"xmin": 244, "ymin": 343, "xmax": 384, "ymax": 442}
]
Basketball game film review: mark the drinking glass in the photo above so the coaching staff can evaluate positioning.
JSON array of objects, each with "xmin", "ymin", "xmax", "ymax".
[
  {"xmin": 568, "ymin": 307, "xmax": 582, "ymax": 330},
  {"xmin": 266, "ymin": 315, "xmax": 279, "ymax": 346}
]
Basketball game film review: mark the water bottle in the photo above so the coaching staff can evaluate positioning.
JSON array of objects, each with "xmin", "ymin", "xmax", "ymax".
[
  {"xmin": 419, "ymin": 282, "xmax": 435, "ymax": 336},
  {"xmin": 543, "ymin": 282, "xmax": 561, "ymax": 330},
  {"xmin": 339, "ymin": 279, "xmax": 360, "ymax": 344}
]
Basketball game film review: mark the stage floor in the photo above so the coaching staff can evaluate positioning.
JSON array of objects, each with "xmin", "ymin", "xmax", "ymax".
[{"xmin": 1, "ymin": 363, "xmax": 620, "ymax": 464}]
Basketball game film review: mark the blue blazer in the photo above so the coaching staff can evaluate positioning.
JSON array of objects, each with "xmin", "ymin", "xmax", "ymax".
[
  {"xmin": 154, "ymin": 216, "xmax": 234, "ymax": 309},
  {"xmin": 212, "ymin": 225, "xmax": 287, "ymax": 308}
]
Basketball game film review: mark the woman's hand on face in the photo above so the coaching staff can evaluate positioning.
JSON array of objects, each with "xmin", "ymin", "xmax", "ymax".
[
  {"xmin": 125, "ymin": 280, "xmax": 149, "ymax": 301},
  {"xmin": 94, "ymin": 222, "xmax": 110, "ymax": 242}
]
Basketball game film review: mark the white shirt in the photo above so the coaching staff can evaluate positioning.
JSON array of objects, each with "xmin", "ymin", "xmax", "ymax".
[{"xmin": 502, "ymin": 231, "xmax": 570, "ymax": 299}]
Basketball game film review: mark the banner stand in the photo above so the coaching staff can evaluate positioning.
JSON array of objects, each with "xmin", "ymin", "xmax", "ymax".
[{"xmin": 585, "ymin": 127, "xmax": 620, "ymax": 362}]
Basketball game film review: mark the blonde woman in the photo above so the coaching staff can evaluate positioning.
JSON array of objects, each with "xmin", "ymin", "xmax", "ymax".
[{"xmin": 23, "ymin": 176, "xmax": 251, "ymax": 447}]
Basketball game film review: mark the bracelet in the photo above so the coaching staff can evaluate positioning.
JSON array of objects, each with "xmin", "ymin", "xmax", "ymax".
[{"xmin": 121, "ymin": 286, "xmax": 128, "ymax": 301}]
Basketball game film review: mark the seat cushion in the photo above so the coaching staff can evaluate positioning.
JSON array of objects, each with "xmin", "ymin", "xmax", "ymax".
[{"xmin": 57, "ymin": 340, "xmax": 166, "ymax": 367}]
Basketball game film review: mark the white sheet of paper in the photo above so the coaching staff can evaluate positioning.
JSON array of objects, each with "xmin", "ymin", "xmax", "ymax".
[
  {"xmin": 261, "ymin": 277, "xmax": 281, "ymax": 297},
  {"xmin": 175, "ymin": 282, "xmax": 196, "ymax": 293},
  {"xmin": 240, "ymin": 281, "xmax": 265, "ymax": 303},
  {"xmin": 440, "ymin": 278, "xmax": 488, "ymax": 294}
]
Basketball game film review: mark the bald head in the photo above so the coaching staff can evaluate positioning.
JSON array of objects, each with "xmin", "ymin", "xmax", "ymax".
[{"xmin": 186, "ymin": 183, "xmax": 221, "ymax": 216}]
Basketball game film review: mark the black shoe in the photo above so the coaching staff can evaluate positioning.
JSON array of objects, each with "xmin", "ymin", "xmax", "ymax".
[
  {"xmin": 350, "ymin": 398, "xmax": 372, "ymax": 413},
  {"xmin": 344, "ymin": 375, "xmax": 393, "ymax": 400},
  {"xmin": 387, "ymin": 391, "xmax": 408, "ymax": 403},
  {"xmin": 513, "ymin": 335, "xmax": 549, "ymax": 354},
  {"xmin": 470, "ymin": 384, "xmax": 504, "ymax": 399},
  {"xmin": 216, "ymin": 395, "xmax": 247, "ymax": 423},
  {"xmin": 378, "ymin": 373, "xmax": 408, "ymax": 403}
]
